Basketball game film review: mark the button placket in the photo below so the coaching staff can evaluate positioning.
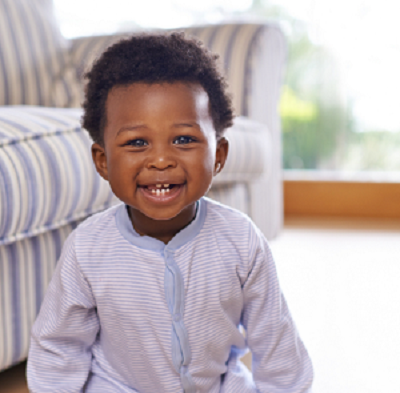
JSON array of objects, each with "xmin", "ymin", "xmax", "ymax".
[
  {"xmin": 163, "ymin": 248, "xmax": 196, "ymax": 392},
  {"xmin": 174, "ymin": 313, "xmax": 181, "ymax": 322}
]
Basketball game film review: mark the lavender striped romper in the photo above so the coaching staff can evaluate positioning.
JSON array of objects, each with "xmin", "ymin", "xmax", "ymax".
[{"xmin": 27, "ymin": 197, "xmax": 313, "ymax": 392}]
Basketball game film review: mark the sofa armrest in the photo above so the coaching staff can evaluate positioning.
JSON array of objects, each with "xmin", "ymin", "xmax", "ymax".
[
  {"xmin": 0, "ymin": 106, "xmax": 118, "ymax": 246},
  {"xmin": 213, "ymin": 117, "xmax": 271, "ymax": 185},
  {"xmin": 211, "ymin": 116, "xmax": 280, "ymax": 239}
]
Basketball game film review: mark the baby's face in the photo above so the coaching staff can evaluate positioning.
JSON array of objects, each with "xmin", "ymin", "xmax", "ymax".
[{"xmin": 92, "ymin": 82, "xmax": 228, "ymax": 223}]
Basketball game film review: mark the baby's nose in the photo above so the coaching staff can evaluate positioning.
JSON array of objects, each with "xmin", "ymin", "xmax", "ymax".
[{"xmin": 146, "ymin": 148, "xmax": 177, "ymax": 170}]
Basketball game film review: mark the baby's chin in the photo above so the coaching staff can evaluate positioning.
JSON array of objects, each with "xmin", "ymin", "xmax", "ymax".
[{"xmin": 129, "ymin": 203, "xmax": 196, "ymax": 222}]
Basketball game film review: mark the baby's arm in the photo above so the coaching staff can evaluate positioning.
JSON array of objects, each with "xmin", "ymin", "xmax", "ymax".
[
  {"xmin": 27, "ymin": 231, "xmax": 100, "ymax": 393},
  {"xmin": 241, "ymin": 228, "xmax": 313, "ymax": 392}
]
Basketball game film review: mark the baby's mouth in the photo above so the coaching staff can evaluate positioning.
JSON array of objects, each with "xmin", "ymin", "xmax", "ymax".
[
  {"xmin": 145, "ymin": 184, "xmax": 173, "ymax": 195},
  {"xmin": 139, "ymin": 183, "xmax": 182, "ymax": 196}
]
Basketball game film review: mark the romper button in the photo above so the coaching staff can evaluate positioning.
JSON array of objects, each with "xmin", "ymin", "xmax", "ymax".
[
  {"xmin": 174, "ymin": 313, "xmax": 181, "ymax": 322},
  {"xmin": 180, "ymin": 365, "xmax": 188, "ymax": 374}
]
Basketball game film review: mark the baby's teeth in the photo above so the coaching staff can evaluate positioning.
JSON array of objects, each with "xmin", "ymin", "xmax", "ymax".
[
  {"xmin": 151, "ymin": 189, "xmax": 156, "ymax": 194},
  {"xmin": 166, "ymin": 188, "xmax": 170, "ymax": 193},
  {"xmin": 161, "ymin": 189, "xmax": 165, "ymax": 195},
  {"xmin": 156, "ymin": 189, "xmax": 160, "ymax": 196},
  {"xmin": 164, "ymin": 184, "xmax": 170, "ymax": 188},
  {"xmin": 156, "ymin": 184, "xmax": 162, "ymax": 188}
]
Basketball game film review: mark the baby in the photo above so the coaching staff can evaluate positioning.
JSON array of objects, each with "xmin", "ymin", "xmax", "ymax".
[{"xmin": 27, "ymin": 33, "xmax": 313, "ymax": 392}]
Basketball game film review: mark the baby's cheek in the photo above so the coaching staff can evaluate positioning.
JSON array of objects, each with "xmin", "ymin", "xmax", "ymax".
[
  {"xmin": 204, "ymin": 148, "xmax": 218, "ymax": 173},
  {"xmin": 107, "ymin": 169, "xmax": 134, "ymax": 201}
]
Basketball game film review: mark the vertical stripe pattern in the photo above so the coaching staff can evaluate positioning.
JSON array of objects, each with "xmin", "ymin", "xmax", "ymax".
[
  {"xmin": 0, "ymin": 0, "xmax": 81, "ymax": 107},
  {"xmin": 0, "ymin": 223, "xmax": 79, "ymax": 371}
]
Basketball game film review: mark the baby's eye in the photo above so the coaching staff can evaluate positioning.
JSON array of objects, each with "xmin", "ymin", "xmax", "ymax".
[
  {"xmin": 173, "ymin": 136, "xmax": 195, "ymax": 145},
  {"xmin": 126, "ymin": 139, "xmax": 148, "ymax": 147}
]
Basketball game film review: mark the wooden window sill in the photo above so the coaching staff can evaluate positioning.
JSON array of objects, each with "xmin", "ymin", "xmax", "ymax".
[{"xmin": 283, "ymin": 172, "xmax": 400, "ymax": 219}]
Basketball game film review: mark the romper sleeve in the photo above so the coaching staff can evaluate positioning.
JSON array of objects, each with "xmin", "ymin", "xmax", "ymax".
[
  {"xmin": 27, "ymin": 230, "xmax": 100, "ymax": 393},
  {"xmin": 241, "ymin": 226, "xmax": 314, "ymax": 392}
]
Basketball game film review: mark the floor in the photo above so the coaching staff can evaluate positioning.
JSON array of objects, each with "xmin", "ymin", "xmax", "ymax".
[
  {"xmin": 0, "ymin": 362, "xmax": 27, "ymax": 393},
  {"xmin": 1, "ymin": 216, "xmax": 399, "ymax": 393},
  {"xmin": 271, "ymin": 216, "xmax": 400, "ymax": 393}
]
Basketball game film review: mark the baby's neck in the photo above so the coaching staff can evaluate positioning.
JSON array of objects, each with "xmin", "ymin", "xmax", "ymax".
[{"xmin": 128, "ymin": 204, "xmax": 197, "ymax": 244}]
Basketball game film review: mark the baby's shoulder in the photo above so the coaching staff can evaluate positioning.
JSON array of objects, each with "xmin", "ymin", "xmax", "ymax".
[
  {"xmin": 203, "ymin": 197, "xmax": 261, "ymax": 240},
  {"xmin": 55, "ymin": 204, "xmax": 123, "ymax": 272},
  {"xmin": 202, "ymin": 198, "xmax": 268, "ymax": 276},
  {"xmin": 77, "ymin": 203, "xmax": 121, "ymax": 230},
  {"xmin": 71, "ymin": 203, "xmax": 122, "ymax": 246}
]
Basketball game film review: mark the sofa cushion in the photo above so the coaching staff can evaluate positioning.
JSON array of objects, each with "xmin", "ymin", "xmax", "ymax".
[
  {"xmin": 0, "ymin": 106, "xmax": 118, "ymax": 246},
  {"xmin": 0, "ymin": 0, "xmax": 81, "ymax": 107}
]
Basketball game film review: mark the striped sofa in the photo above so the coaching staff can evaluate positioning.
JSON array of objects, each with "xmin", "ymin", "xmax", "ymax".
[{"xmin": 0, "ymin": 0, "xmax": 286, "ymax": 372}]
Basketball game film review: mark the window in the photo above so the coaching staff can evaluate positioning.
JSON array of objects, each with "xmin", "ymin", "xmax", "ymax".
[{"xmin": 54, "ymin": 0, "xmax": 400, "ymax": 218}]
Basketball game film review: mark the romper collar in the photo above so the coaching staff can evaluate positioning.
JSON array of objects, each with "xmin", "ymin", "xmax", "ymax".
[{"xmin": 115, "ymin": 198, "xmax": 207, "ymax": 252}]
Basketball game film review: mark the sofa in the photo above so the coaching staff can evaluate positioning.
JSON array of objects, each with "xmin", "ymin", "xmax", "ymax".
[{"xmin": 0, "ymin": 0, "xmax": 286, "ymax": 372}]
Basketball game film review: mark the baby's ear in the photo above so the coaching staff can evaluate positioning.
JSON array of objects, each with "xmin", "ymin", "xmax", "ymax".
[
  {"xmin": 214, "ymin": 137, "xmax": 229, "ymax": 175},
  {"xmin": 92, "ymin": 143, "xmax": 109, "ymax": 181}
]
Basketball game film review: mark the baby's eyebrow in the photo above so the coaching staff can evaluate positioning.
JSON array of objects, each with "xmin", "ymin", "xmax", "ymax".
[
  {"xmin": 116, "ymin": 122, "xmax": 201, "ymax": 136},
  {"xmin": 173, "ymin": 122, "xmax": 200, "ymax": 128},
  {"xmin": 117, "ymin": 124, "xmax": 146, "ymax": 135}
]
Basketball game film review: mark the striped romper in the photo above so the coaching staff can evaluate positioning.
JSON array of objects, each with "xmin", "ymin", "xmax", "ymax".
[{"xmin": 27, "ymin": 197, "xmax": 313, "ymax": 392}]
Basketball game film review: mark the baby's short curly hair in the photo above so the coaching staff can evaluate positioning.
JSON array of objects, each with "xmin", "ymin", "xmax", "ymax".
[{"xmin": 82, "ymin": 32, "xmax": 234, "ymax": 145}]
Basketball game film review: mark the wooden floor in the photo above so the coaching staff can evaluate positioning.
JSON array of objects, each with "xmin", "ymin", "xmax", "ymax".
[
  {"xmin": 0, "ymin": 362, "xmax": 28, "ymax": 393},
  {"xmin": 1, "ymin": 216, "xmax": 399, "ymax": 392}
]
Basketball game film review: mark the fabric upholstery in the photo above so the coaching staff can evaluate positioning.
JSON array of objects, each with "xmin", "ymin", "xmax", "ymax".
[
  {"xmin": 0, "ymin": 106, "xmax": 118, "ymax": 247},
  {"xmin": 0, "ymin": 0, "xmax": 81, "ymax": 107},
  {"xmin": 213, "ymin": 117, "xmax": 270, "ymax": 184},
  {"xmin": 0, "ymin": 223, "xmax": 79, "ymax": 370},
  {"xmin": 207, "ymin": 184, "xmax": 249, "ymax": 215}
]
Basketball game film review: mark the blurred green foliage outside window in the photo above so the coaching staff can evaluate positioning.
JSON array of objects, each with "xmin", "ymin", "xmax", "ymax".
[{"xmin": 54, "ymin": 0, "xmax": 400, "ymax": 172}]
